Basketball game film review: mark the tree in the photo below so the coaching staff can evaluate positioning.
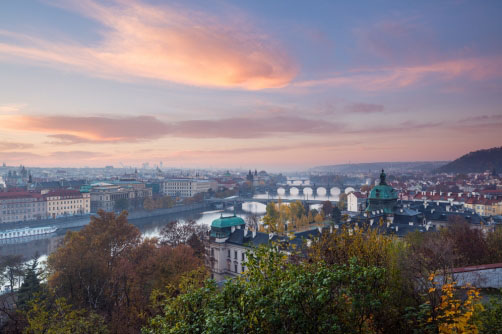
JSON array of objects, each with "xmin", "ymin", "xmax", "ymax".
[
  {"xmin": 144, "ymin": 246, "xmax": 392, "ymax": 334},
  {"xmin": 0, "ymin": 254, "xmax": 24, "ymax": 292},
  {"xmin": 263, "ymin": 201, "xmax": 279, "ymax": 232},
  {"xmin": 143, "ymin": 197, "xmax": 155, "ymax": 211},
  {"xmin": 24, "ymin": 297, "xmax": 109, "ymax": 334},
  {"xmin": 47, "ymin": 210, "xmax": 204, "ymax": 333},
  {"xmin": 17, "ymin": 257, "xmax": 42, "ymax": 311},
  {"xmin": 476, "ymin": 293, "xmax": 502, "ymax": 333},
  {"xmin": 332, "ymin": 207, "xmax": 342, "ymax": 223},
  {"xmin": 160, "ymin": 220, "xmax": 207, "ymax": 247},
  {"xmin": 337, "ymin": 193, "xmax": 347, "ymax": 210},
  {"xmin": 321, "ymin": 200, "xmax": 333, "ymax": 218},
  {"xmin": 314, "ymin": 212, "xmax": 324, "ymax": 224},
  {"xmin": 114, "ymin": 197, "xmax": 129, "ymax": 212}
]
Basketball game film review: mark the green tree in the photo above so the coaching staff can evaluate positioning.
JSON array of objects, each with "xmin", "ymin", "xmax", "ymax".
[
  {"xmin": 24, "ymin": 297, "xmax": 109, "ymax": 334},
  {"xmin": 114, "ymin": 197, "xmax": 129, "ymax": 212},
  {"xmin": 477, "ymin": 293, "xmax": 502, "ymax": 333},
  {"xmin": 144, "ymin": 246, "xmax": 391, "ymax": 334},
  {"xmin": 17, "ymin": 257, "xmax": 42, "ymax": 311}
]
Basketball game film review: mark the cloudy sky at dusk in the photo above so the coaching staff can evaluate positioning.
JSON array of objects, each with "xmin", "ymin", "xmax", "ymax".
[{"xmin": 0, "ymin": 0, "xmax": 501, "ymax": 170}]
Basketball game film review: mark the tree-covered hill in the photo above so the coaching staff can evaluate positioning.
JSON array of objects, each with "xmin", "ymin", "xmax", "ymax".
[{"xmin": 438, "ymin": 147, "xmax": 502, "ymax": 174}]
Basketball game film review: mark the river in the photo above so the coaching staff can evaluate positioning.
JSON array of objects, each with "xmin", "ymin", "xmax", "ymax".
[
  {"xmin": 0, "ymin": 192, "xmax": 334, "ymax": 261},
  {"xmin": 0, "ymin": 201, "xmax": 267, "ymax": 260}
]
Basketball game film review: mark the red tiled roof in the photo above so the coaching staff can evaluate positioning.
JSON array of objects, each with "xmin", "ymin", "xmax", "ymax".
[
  {"xmin": 0, "ymin": 192, "xmax": 41, "ymax": 199},
  {"xmin": 451, "ymin": 263, "xmax": 502, "ymax": 273}
]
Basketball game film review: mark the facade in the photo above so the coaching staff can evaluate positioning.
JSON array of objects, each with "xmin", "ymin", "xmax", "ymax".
[
  {"xmin": 44, "ymin": 189, "xmax": 90, "ymax": 218},
  {"xmin": 347, "ymin": 191, "xmax": 367, "ymax": 212},
  {"xmin": 162, "ymin": 179, "xmax": 215, "ymax": 197},
  {"xmin": 0, "ymin": 192, "xmax": 46, "ymax": 224},
  {"xmin": 207, "ymin": 214, "xmax": 321, "ymax": 281},
  {"xmin": 89, "ymin": 181, "xmax": 153, "ymax": 212}
]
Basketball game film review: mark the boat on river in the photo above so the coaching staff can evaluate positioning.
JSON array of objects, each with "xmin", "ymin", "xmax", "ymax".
[{"xmin": 0, "ymin": 226, "xmax": 57, "ymax": 240}]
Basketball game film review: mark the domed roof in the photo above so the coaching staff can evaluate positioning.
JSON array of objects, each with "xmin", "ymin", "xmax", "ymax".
[
  {"xmin": 211, "ymin": 215, "xmax": 245, "ymax": 228},
  {"xmin": 369, "ymin": 170, "xmax": 397, "ymax": 200}
]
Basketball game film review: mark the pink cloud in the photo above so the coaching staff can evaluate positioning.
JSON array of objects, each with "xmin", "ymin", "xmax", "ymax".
[
  {"xmin": 5, "ymin": 114, "xmax": 342, "ymax": 141},
  {"xmin": 0, "ymin": 142, "xmax": 33, "ymax": 151},
  {"xmin": 295, "ymin": 57, "xmax": 502, "ymax": 91},
  {"xmin": 345, "ymin": 103, "xmax": 384, "ymax": 113},
  {"xmin": 0, "ymin": 0, "xmax": 296, "ymax": 90}
]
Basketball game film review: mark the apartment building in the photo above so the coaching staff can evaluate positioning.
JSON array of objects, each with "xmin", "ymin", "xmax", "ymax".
[
  {"xmin": 0, "ymin": 192, "xmax": 46, "ymax": 224},
  {"xmin": 89, "ymin": 181, "xmax": 152, "ymax": 212},
  {"xmin": 44, "ymin": 189, "xmax": 90, "ymax": 218},
  {"xmin": 162, "ymin": 179, "xmax": 215, "ymax": 197}
]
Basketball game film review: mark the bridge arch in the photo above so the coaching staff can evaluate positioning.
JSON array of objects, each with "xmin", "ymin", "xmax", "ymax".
[
  {"xmin": 303, "ymin": 187, "xmax": 313, "ymax": 196},
  {"xmin": 330, "ymin": 187, "xmax": 341, "ymax": 196},
  {"xmin": 290, "ymin": 187, "xmax": 299, "ymax": 196},
  {"xmin": 316, "ymin": 187, "xmax": 327, "ymax": 196}
]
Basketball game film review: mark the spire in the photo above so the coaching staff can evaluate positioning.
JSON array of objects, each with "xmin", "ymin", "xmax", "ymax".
[{"xmin": 379, "ymin": 169, "xmax": 387, "ymax": 185}]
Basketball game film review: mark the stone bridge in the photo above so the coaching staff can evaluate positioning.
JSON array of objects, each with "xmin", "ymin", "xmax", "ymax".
[
  {"xmin": 206, "ymin": 196, "xmax": 335, "ymax": 210},
  {"xmin": 256, "ymin": 184, "xmax": 356, "ymax": 198}
]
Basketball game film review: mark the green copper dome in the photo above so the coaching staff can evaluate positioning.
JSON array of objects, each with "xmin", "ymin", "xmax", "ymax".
[
  {"xmin": 366, "ymin": 169, "xmax": 398, "ymax": 214},
  {"xmin": 211, "ymin": 215, "xmax": 245, "ymax": 228}
]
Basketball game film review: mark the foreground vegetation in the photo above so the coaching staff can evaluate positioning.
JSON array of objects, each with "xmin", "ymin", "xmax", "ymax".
[{"xmin": 1, "ymin": 209, "xmax": 501, "ymax": 333}]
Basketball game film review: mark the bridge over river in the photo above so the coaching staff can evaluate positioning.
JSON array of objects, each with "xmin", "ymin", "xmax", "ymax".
[{"xmin": 206, "ymin": 196, "xmax": 337, "ymax": 209}]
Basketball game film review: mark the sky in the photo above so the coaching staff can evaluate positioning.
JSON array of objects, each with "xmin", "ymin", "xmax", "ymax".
[{"xmin": 0, "ymin": 0, "xmax": 501, "ymax": 171}]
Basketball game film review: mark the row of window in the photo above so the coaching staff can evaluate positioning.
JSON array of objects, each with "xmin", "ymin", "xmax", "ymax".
[{"xmin": 227, "ymin": 249, "xmax": 246, "ymax": 261}]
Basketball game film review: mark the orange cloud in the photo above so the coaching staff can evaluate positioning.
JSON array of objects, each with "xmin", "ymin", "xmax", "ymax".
[
  {"xmin": 296, "ymin": 57, "xmax": 502, "ymax": 91},
  {"xmin": 0, "ymin": 0, "xmax": 296, "ymax": 89}
]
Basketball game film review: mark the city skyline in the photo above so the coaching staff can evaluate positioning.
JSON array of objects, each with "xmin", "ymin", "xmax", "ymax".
[{"xmin": 1, "ymin": 0, "xmax": 501, "ymax": 170}]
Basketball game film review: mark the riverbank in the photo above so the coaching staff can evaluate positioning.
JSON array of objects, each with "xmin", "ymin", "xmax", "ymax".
[{"xmin": 0, "ymin": 202, "xmax": 210, "ymax": 232}]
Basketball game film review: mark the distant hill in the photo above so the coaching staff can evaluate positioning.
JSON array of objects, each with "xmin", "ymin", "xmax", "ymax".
[
  {"xmin": 438, "ymin": 147, "xmax": 502, "ymax": 174},
  {"xmin": 310, "ymin": 161, "xmax": 449, "ymax": 174}
]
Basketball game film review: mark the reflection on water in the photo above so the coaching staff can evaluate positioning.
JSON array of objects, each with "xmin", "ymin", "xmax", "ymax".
[{"xmin": 0, "ymin": 204, "xmax": 266, "ymax": 260}]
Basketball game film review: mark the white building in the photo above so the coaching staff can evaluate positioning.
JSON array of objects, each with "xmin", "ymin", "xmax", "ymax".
[
  {"xmin": 44, "ymin": 189, "xmax": 90, "ymax": 218},
  {"xmin": 347, "ymin": 191, "xmax": 367, "ymax": 212},
  {"xmin": 162, "ymin": 179, "xmax": 216, "ymax": 197}
]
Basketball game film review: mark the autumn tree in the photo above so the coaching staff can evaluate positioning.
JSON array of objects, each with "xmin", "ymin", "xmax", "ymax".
[
  {"xmin": 337, "ymin": 193, "xmax": 348, "ymax": 210},
  {"xmin": 24, "ymin": 297, "xmax": 109, "ymax": 334},
  {"xmin": 47, "ymin": 210, "xmax": 204, "ymax": 333}
]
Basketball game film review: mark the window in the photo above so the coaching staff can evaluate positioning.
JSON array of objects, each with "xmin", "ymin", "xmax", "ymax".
[
  {"xmin": 241, "ymin": 253, "xmax": 245, "ymax": 261},
  {"xmin": 234, "ymin": 251, "xmax": 237, "ymax": 259},
  {"xmin": 234, "ymin": 264, "xmax": 238, "ymax": 273},
  {"xmin": 227, "ymin": 249, "xmax": 230, "ymax": 258}
]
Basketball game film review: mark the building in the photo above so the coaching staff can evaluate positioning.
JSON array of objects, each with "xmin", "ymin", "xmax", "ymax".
[
  {"xmin": 366, "ymin": 170, "xmax": 398, "ymax": 215},
  {"xmin": 162, "ymin": 179, "xmax": 215, "ymax": 197},
  {"xmin": 0, "ymin": 192, "xmax": 46, "ymax": 224},
  {"xmin": 89, "ymin": 181, "xmax": 152, "ymax": 212},
  {"xmin": 44, "ymin": 189, "xmax": 90, "ymax": 218},
  {"xmin": 347, "ymin": 192, "xmax": 367, "ymax": 212},
  {"xmin": 207, "ymin": 214, "xmax": 321, "ymax": 281}
]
